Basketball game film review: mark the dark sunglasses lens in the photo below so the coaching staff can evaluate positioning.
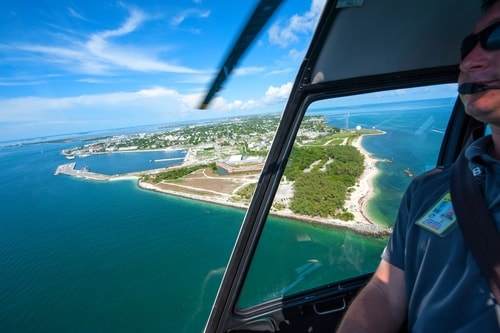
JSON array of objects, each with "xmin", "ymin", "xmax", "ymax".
[
  {"xmin": 460, "ymin": 25, "xmax": 500, "ymax": 59},
  {"xmin": 461, "ymin": 35, "xmax": 477, "ymax": 59},
  {"xmin": 485, "ymin": 25, "xmax": 500, "ymax": 50}
]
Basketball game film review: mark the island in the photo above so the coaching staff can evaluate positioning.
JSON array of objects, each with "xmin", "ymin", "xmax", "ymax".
[{"xmin": 55, "ymin": 115, "xmax": 390, "ymax": 236}]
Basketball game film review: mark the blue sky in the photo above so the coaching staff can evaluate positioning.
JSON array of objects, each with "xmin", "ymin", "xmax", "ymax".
[
  {"xmin": 0, "ymin": 0, "xmax": 457, "ymax": 142},
  {"xmin": 0, "ymin": 0, "xmax": 326, "ymax": 141}
]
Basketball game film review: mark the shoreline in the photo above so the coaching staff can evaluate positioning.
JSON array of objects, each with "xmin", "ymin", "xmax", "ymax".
[
  {"xmin": 346, "ymin": 134, "xmax": 384, "ymax": 226},
  {"xmin": 137, "ymin": 132, "xmax": 390, "ymax": 236},
  {"xmin": 136, "ymin": 180, "xmax": 389, "ymax": 236},
  {"xmin": 56, "ymin": 132, "xmax": 391, "ymax": 236}
]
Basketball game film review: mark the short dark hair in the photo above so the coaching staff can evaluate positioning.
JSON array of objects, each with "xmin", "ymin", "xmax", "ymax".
[{"xmin": 483, "ymin": 0, "xmax": 500, "ymax": 10}]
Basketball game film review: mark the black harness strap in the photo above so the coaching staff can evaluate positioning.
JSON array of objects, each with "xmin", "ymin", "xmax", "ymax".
[{"xmin": 450, "ymin": 150, "xmax": 500, "ymax": 300}]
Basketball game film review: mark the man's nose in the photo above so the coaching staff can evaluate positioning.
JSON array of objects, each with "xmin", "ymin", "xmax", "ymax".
[{"xmin": 460, "ymin": 43, "xmax": 489, "ymax": 72}]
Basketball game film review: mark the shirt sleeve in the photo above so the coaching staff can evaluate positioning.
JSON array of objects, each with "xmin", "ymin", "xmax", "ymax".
[
  {"xmin": 381, "ymin": 183, "xmax": 414, "ymax": 270},
  {"xmin": 381, "ymin": 166, "xmax": 449, "ymax": 271}
]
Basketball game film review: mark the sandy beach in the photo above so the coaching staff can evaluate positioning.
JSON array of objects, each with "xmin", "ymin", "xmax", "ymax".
[
  {"xmin": 344, "ymin": 135, "xmax": 383, "ymax": 226},
  {"xmin": 136, "ymin": 134, "xmax": 391, "ymax": 236}
]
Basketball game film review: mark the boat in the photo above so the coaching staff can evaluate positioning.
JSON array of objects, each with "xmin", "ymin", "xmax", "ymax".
[{"xmin": 404, "ymin": 168, "xmax": 414, "ymax": 177}]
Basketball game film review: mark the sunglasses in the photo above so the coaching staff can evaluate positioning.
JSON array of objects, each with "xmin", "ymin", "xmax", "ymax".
[{"xmin": 461, "ymin": 22, "xmax": 500, "ymax": 59}]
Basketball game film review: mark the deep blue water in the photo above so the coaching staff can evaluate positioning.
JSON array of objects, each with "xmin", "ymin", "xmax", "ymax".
[{"xmin": 0, "ymin": 97, "xmax": 452, "ymax": 332}]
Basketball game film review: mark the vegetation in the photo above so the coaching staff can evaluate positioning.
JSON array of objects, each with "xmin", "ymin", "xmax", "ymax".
[
  {"xmin": 285, "ymin": 145, "xmax": 364, "ymax": 219},
  {"xmin": 235, "ymin": 183, "xmax": 257, "ymax": 200},
  {"xmin": 141, "ymin": 163, "xmax": 215, "ymax": 183}
]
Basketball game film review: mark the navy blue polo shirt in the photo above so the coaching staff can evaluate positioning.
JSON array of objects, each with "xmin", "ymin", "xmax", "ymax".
[{"xmin": 382, "ymin": 135, "xmax": 500, "ymax": 332}]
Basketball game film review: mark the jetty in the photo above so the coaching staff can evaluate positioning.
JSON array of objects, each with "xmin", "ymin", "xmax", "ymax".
[
  {"xmin": 54, "ymin": 162, "xmax": 110, "ymax": 180},
  {"xmin": 54, "ymin": 162, "xmax": 76, "ymax": 175}
]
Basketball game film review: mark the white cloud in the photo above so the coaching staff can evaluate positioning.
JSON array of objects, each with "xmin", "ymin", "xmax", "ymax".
[
  {"xmin": 202, "ymin": 82, "xmax": 293, "ymax": 113},
  {"xmin": 170, "ymin": 9, "xmax": 210, "ymax": 26},
  {"xmin": 0, "ymin": 80, "xmax": 293, "ymax": 140},
  {"xmin": 269, "ymin": 0, "xmax": 326, "ymax": 48},
  {"xmin": 76, "ymin": 78, "xmax": 109, "ymax": 84},
  {"xmin": 0, "ymin": 87, "xmax": 188, "ymax": 121},
  {"xmin": 265, "ymin": 68, "xmax": 294, "ymax": 76},
  {"xmin": 263, "ymin": 82, "xmax": 293, "ymax": 102},
  {"xmin": 68, "ymin": 7, "xmax": 88, "ymax": 21},
  {"xmin": 288, "ymin": 48, "xmax": 305, "ymax": 62},
  {"xmin": 4, "ymin": 6, "xmax": 202, "ymax": 76},
  {"xmin": 233, "ymin": 66, "xmax": 266, "ymax": 76},
  {"xmin": 101, "ymin": 8, "xmax": 146, "ymax": 38},
  {"xmin": 0, "ymin": 77, "xmax": 46, "ymax": 86},
  {"xmin": 84, "ymin": 8, "xmax": 202, "ymax": 74}
]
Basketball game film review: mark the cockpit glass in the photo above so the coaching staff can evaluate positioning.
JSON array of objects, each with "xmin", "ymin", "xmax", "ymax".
[{"xmin": 237, "ymin": 84, "xmax": 457, "ymax": 309}]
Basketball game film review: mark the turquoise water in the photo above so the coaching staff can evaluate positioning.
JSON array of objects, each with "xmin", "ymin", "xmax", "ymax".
[
  {"xmin": 0, "ymin": 143, "xmax": 242, "ymax": 332},
  {"xmin": 0, "ymin": 98, "xmax": 452, "ymax": 332}
]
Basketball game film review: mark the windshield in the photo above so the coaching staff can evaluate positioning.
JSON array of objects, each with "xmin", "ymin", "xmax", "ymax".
[{"xmin": 237, "ymin": 85, "xmax": 457, "ymax": 309}]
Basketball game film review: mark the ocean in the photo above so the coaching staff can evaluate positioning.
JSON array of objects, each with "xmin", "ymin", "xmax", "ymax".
[{"xmin": 0, "ymin": 97, "xmax": 453, "ymax": 332}]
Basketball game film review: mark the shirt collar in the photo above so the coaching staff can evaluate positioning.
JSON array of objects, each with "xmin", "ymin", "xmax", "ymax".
[{"xmin": 464, "ymin": 135, "xmax": 494, "ymax": 163}]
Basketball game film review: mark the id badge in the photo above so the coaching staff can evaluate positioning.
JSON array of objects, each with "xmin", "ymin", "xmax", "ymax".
[{"xmin": 416, "ymin": 192, "xmax": 457, "ymax": 237}]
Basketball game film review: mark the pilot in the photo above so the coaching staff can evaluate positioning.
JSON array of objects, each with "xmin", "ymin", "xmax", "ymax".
[{"xmin": 337, "ymin": 0, "xmax": 500, "ymax": 332}]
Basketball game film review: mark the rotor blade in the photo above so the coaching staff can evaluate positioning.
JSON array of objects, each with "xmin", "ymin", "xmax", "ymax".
[{"xmin": 199, "ymin": 0, "xmax": 284, "ymax": 109}]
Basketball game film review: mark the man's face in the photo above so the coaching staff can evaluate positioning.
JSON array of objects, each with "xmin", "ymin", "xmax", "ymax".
[{"xmin": 459, "ymin": 1, "xmax": 500, "ymax": 126}]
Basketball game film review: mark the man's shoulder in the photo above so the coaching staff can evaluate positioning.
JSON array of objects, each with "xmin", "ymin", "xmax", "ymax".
[
  {"xmin": 408, "ymin": 164, "xmax": 451, "ymax": 194},
  {"xmin": 414, "ymin": 164, "xmax": 451, "ymax": 182}
]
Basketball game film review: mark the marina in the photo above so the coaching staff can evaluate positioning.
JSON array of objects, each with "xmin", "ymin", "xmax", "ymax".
[{"xmin": 55, "ymin": 148, "xmax": 187, "ymax": 177}]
